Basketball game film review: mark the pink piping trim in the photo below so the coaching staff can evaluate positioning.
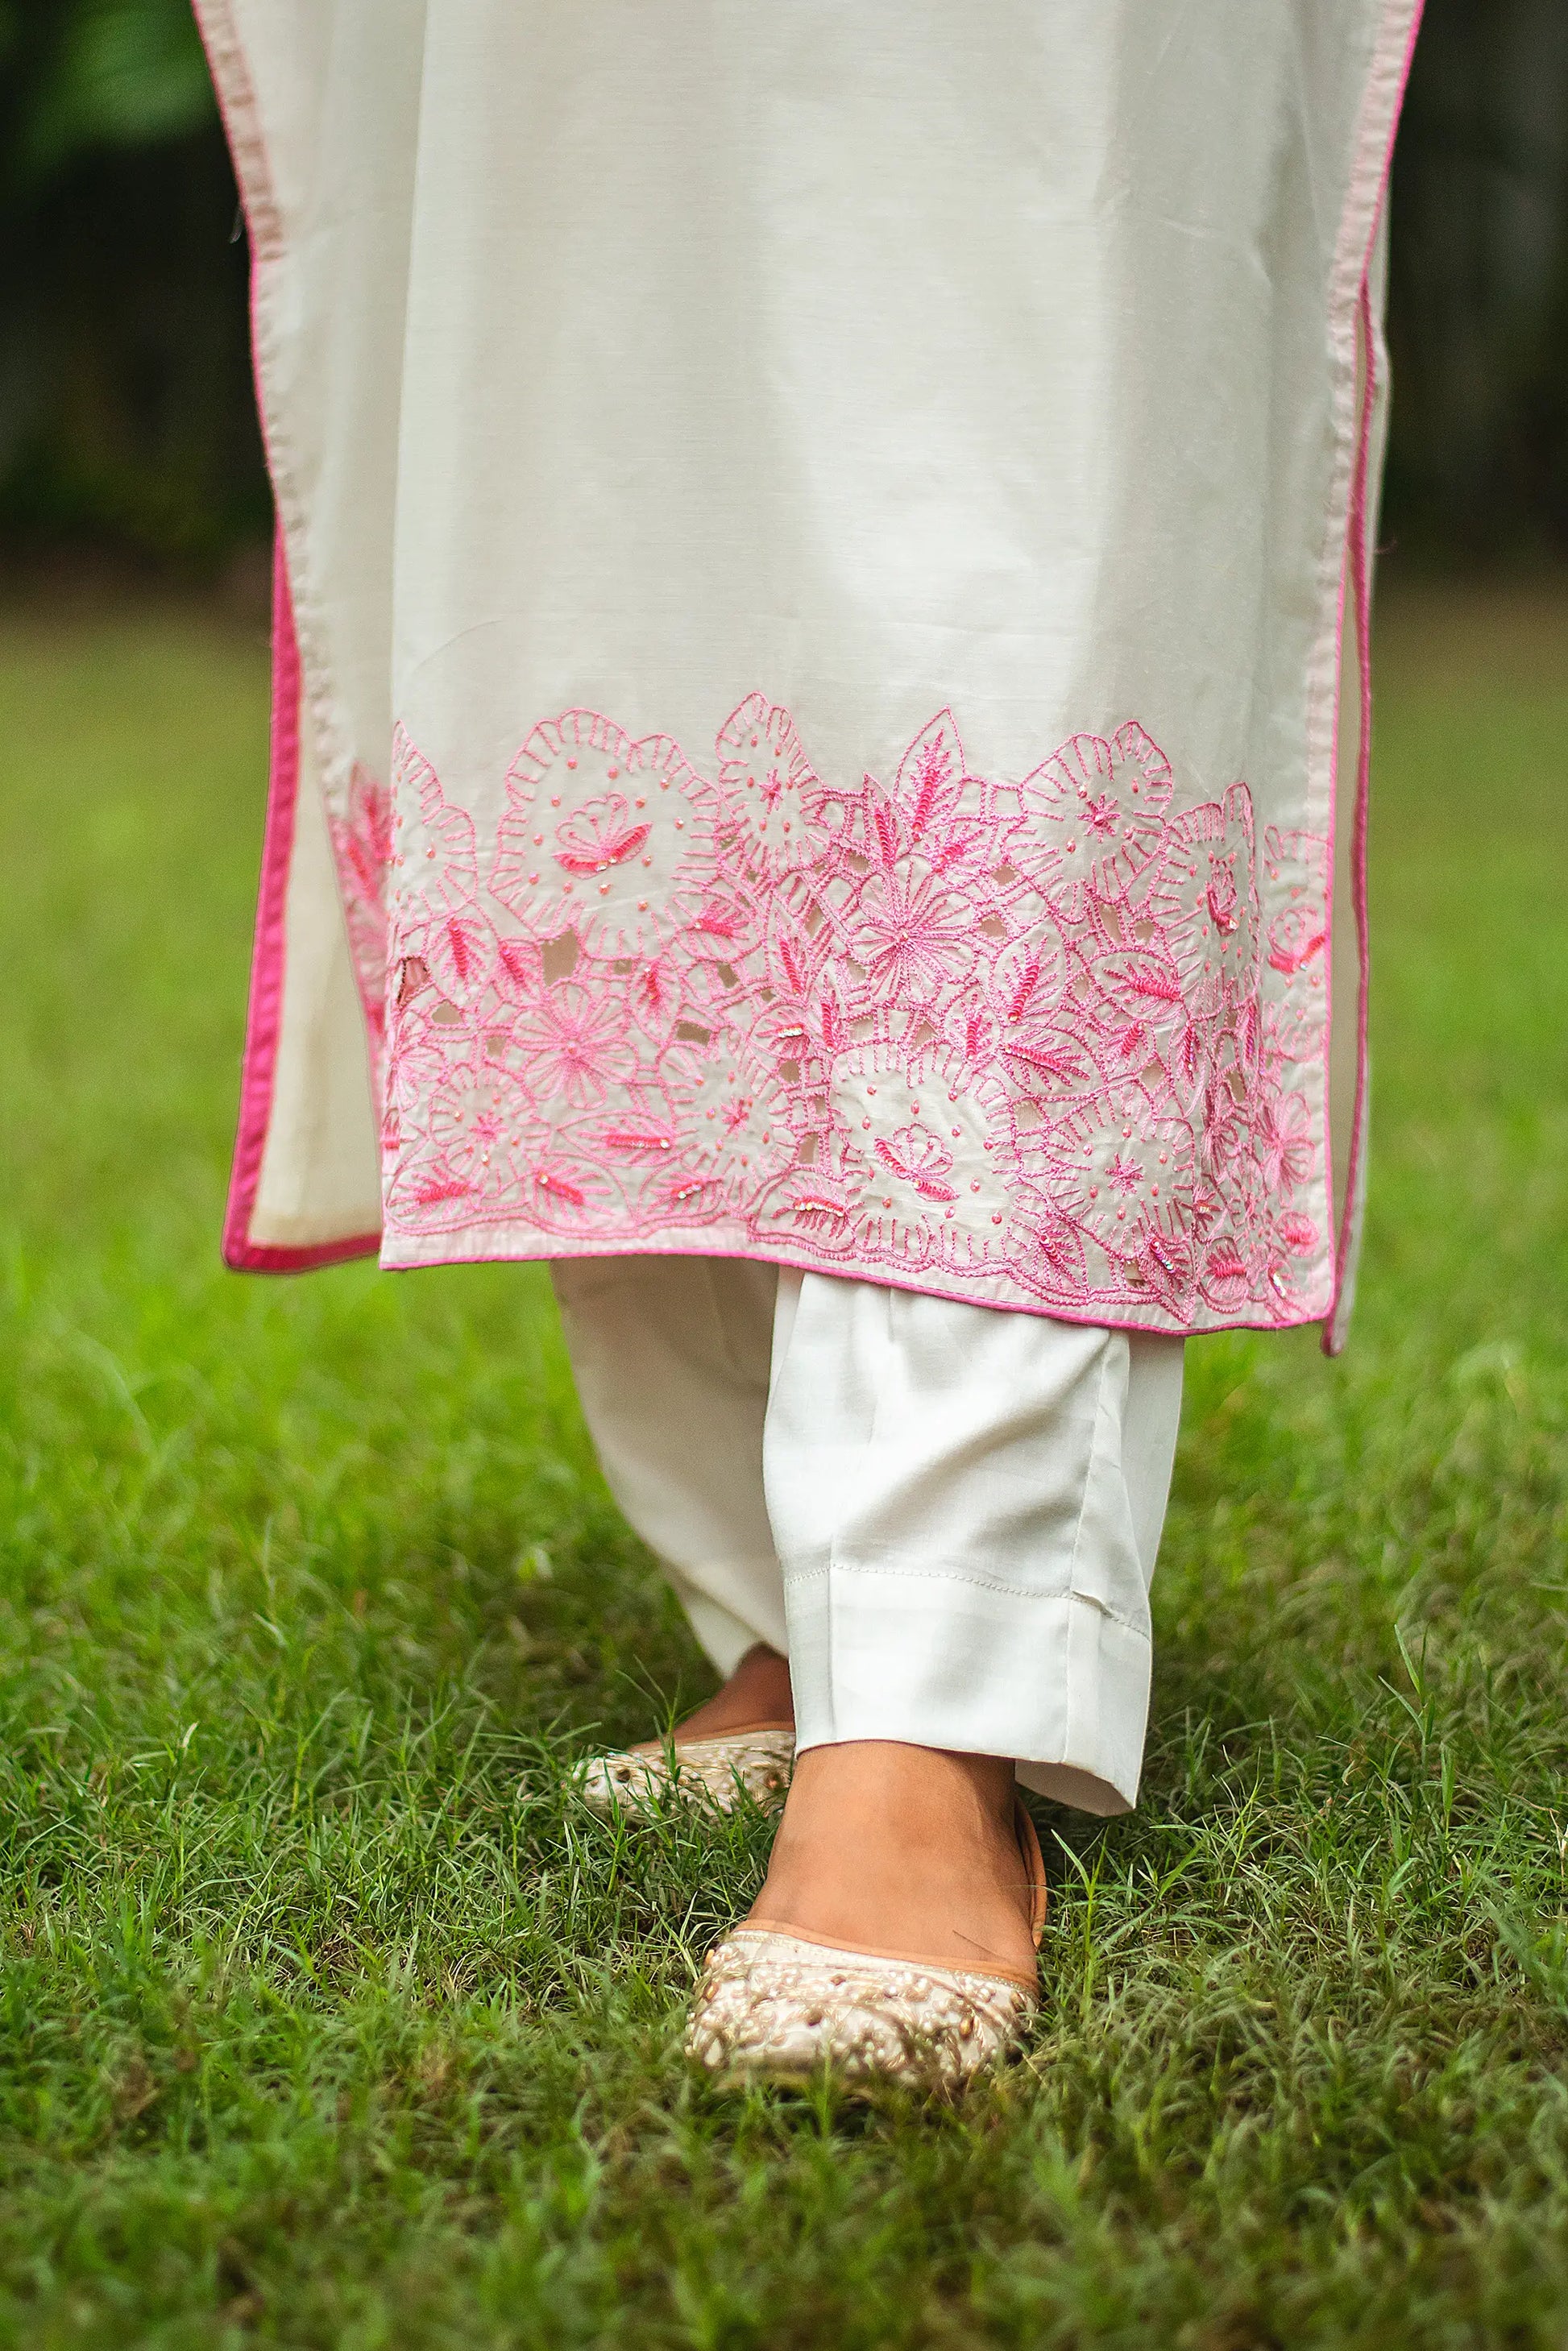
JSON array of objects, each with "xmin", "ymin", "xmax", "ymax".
[
  {"xmin": 1324, "ymin": 278, "xmax": 1378, "ymax": 1350},
  {"xmin": 221, "ymin": 548, "xmax": 379, "ymax": 1273},
  {"xmin": 1322, "ymin": 0, "xmax": 1426, "ymax": 1355},
  {"xmin": 197, "ymin": 1, "xmax": 379, "ymax": 1274},
  {"xmin": 220, "ymin": 537, "xmax": 297, "ymax": 1266}
]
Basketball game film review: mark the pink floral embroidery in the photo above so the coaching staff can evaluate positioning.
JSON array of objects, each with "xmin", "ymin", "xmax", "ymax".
[
  {"xmin": 492, "ymin": 711, "xmax": 716, "ymax": 956},
  {"xmin": 1151, "ymin": 784, "xmax": 1259, "ymax": 1018},
  {"xmin": 359, "ymin": 699, "xmax": 1331, "ymax": 1329},
  {"xmin": 503, "ymin": 985, "xmax": 637, "ymax": 1109},
  {"xmin": 327, "ymin": 764, "xmax": 394, "ymax": 1083},
  {"xmin": 716, "ymin": 695, "xmax": 844, "ymax": 876},
  {"xmin": 1019, "ymin": 724, "xmax": 1173, "ymax": 914}
]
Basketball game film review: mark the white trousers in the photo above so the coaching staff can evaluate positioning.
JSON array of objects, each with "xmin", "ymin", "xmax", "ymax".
[{"xmin": 551, "ymin": 1258, "xmax": 1184, "ymax": 1816}]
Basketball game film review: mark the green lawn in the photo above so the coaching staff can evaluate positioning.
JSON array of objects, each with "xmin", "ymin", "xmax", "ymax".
[{"xmin": 1, "ymin": 586, "xmax": 1566, "ymax": 2349}]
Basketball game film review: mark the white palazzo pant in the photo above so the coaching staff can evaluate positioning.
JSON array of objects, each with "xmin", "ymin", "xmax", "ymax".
[{"xmin": 553, "ymin": 1259, "xmax": 1183, "ymax": 1816}]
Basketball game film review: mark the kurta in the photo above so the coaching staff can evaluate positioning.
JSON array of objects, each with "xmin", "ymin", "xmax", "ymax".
[{"xmin": 197, "ymin": 1, "xmax": 1423, "ymax": 1345}]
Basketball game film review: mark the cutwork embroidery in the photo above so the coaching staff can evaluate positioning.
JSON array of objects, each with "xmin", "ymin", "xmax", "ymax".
[{"xmin": 355, "ymin": 699, "xmax": 1331, "ymax": 1326}]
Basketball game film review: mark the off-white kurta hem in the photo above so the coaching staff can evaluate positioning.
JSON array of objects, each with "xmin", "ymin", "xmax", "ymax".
[{"xmin": 197, "ymin": 1, "xmax": 1422, "ymax": 1348}]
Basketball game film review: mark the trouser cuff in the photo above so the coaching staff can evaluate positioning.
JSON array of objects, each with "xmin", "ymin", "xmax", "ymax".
[
  {"xmin": 785, "ymin": 1569, "xmax": 1150, "ymax": 1816},
  {"xmin": 665, "ymin": 1561, "xmax": 786, "ymax": 1677}
]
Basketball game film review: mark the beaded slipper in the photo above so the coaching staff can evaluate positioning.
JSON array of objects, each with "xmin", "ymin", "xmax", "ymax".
[
  {"xmin": 576, "ymin": 1723, "xmax": 795, "ymax": 1818},
  {"xmin": 686, "ymin": 1797, "xmax": 1048, "ymax": 2093}
]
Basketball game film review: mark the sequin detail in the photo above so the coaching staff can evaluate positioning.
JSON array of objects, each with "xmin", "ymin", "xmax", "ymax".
[
  {"xmin": 576, "ymin": 1729, "xmax": 794, "ymax": 1817},
  {"xmin": 686, "ymin": 1929, "xmax": 1037, "ymax": 2092}
]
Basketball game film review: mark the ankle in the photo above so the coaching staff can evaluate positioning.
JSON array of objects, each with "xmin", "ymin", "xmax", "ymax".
[
  {"xmin": 789, "ymin": 1740, "xmax": 1015, "ymax": 1832},
  {"xmin": 749, "ymin": 1740, "xmax": 1035, "ymax": 1974},
  {"xmin": 762, "ymin": 1746, "xmax": 1024, "ymax": 1901},
  {"xmin": 672, "ymin": 1643, "xmax": 794, "ymax": 1739},
  {"xmin": 721, "ymin": 1644, "xmax": 792, "ymax": 1721}
]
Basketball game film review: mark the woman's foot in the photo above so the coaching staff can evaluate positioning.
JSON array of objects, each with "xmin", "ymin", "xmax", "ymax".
[
  {"xmin": 670, "ymin": 1642, "xmax": 794, "ymax": 1739},
  {"xmin": 576, "ymin": 1644, "xmax": 794, "ymax": 1815},
  {"xmin": 687, "ymin": 1744, "xmax": 1046, "ymax": 2090},
  {"xmin": 748, "ymin": 1742, "xmax": 1039, "ymax": 1981}
]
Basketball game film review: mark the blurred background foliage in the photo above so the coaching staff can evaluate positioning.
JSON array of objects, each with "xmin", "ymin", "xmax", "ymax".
[
  {"xmin": 1, "ymin": 0, "xmax": 1566, "ymax": 572},
  {"xmin": 0, "ymin": 0, "xmax": 263, "ymax": 563}
]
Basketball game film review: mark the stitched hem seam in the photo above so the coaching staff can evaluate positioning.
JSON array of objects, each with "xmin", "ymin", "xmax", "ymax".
[{"xmin": 782, "ymin": 1558, "xmax": 1151, "ymax": 1643}]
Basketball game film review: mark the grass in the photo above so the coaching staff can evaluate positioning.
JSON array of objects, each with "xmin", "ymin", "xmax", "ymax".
[{"xmin": 0, "ymin": 583, "xmax": 1566, "ymax": 2349}]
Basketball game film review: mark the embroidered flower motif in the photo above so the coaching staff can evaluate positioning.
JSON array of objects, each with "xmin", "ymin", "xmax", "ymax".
[
  {"xmin": 500, "ymin": 983, "xmax": 637, "ymax": 1109},
  {"xmin": 1000, "ymin": 1023, "xmax": 1101, "ymax": 1109},
  {"xmin": 380, "ymin": 704, "xmax": 1333, "ymax": 1332},
  {"xmin": 389, "ymin": 728, "xmax": 479, "ymax": 918},
  {"xmin": 420, "ymin": 909, "xmax": 500, "ymax": 1001},
  {"xmin": 520, "ymin": 1152, "xmax": 616, "ymax": 1235},
  {"xmin": 1201, "ymin": 1083, "xmax": 1253, "ymax": 1183},
  {"xmin": 754, "ymin": 1166, "xmax": 859, "ymax": 1250},
  {"xmin": 1035, "ymin": 1089, "xmax": 1197, "ymax": 1262},
  {"xmin": 991, "ymin": 923, "xmax": 1068, "ymax": 1030},
  {"xmin": 383, "ymin": 1030, "xmax": 450, "ymax": 1157},
  {"xmin": 680, "ymin": 889, "xmax": 761, "ymax": 964},
  {"xmin": 1267, "ymin": 902, "xmax": 1328, "ymax": 978},
  {"xmin": 587, "ymin": 1114, "xmax": 681, "ymax": 1167},
  {"xmin": 333, "ymin": 763, "xmax": 394, "ymax": 906},
  {"xmin": 1201, "ymin": 1238, "xmax": 1253, "ymax": 1312},
  {"xmin": 1276, "ymin": 1209, "xmax": 1319, "ymax": 1255},
  {"xmin": 491, "ymin": 710, "xmax": 717, "ymax": 956},
  {"xmin": 1018, "ymin": 724, "xmax": 1174, "ymax": 915},
  {"xmin": 1263, "ymin": 825, "xmax": 1329, "ymax": 961},
  {"xmin": 1149, "ymin": 783, "xmax": 1259, "ymax": 1018},
  {"xmin": 873, "ymin": 1123, "xmax": 959, "ymax": 1202},
  {"xmin": 1076, "ymin": 939, "xmax": 1191, "ymax": 1096},
  {"xmin": 599, "ymin": 947, "xmax": 685, "ymax": 1045},
  {"xmin": 1011, "ymin": 1208, "xmax": 1089, "ymax": 1301},
  {"xmin": 1255, "ymin": 1090, "xmax": 1314, "ymax": 1195},
  {"xmin": 846, "ymin": 864, "xmax": 975, "ymax": 1009},
  {"xmin": 653, "ymin": 1035, "xmax": 799, "ymax": 1218},
  {"xmin": 822, "ymin": 1047, "xmax": 1017, "ymax": 1270},
  {"xmin": 946, "ymin": 997, "xmax": 1004, "ymax": 1069},
  {"xmin": 425, "ymin": 1068, "xmax": 531, "ymax": 1188},
  {"xmin": 890, "ymin": 711, "xmax": 991, "ymax": 861},
  {"xmin": 386, "ymin": 732, "xmax": 492, "ymax": 1009},
  {"xmin": 715, "ymin": 694, "xmax": 840, "ymax": 874},
  {"xmin": 1134, "ymin": 1221, "xmax": 1198, "ymax": 1316}
]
